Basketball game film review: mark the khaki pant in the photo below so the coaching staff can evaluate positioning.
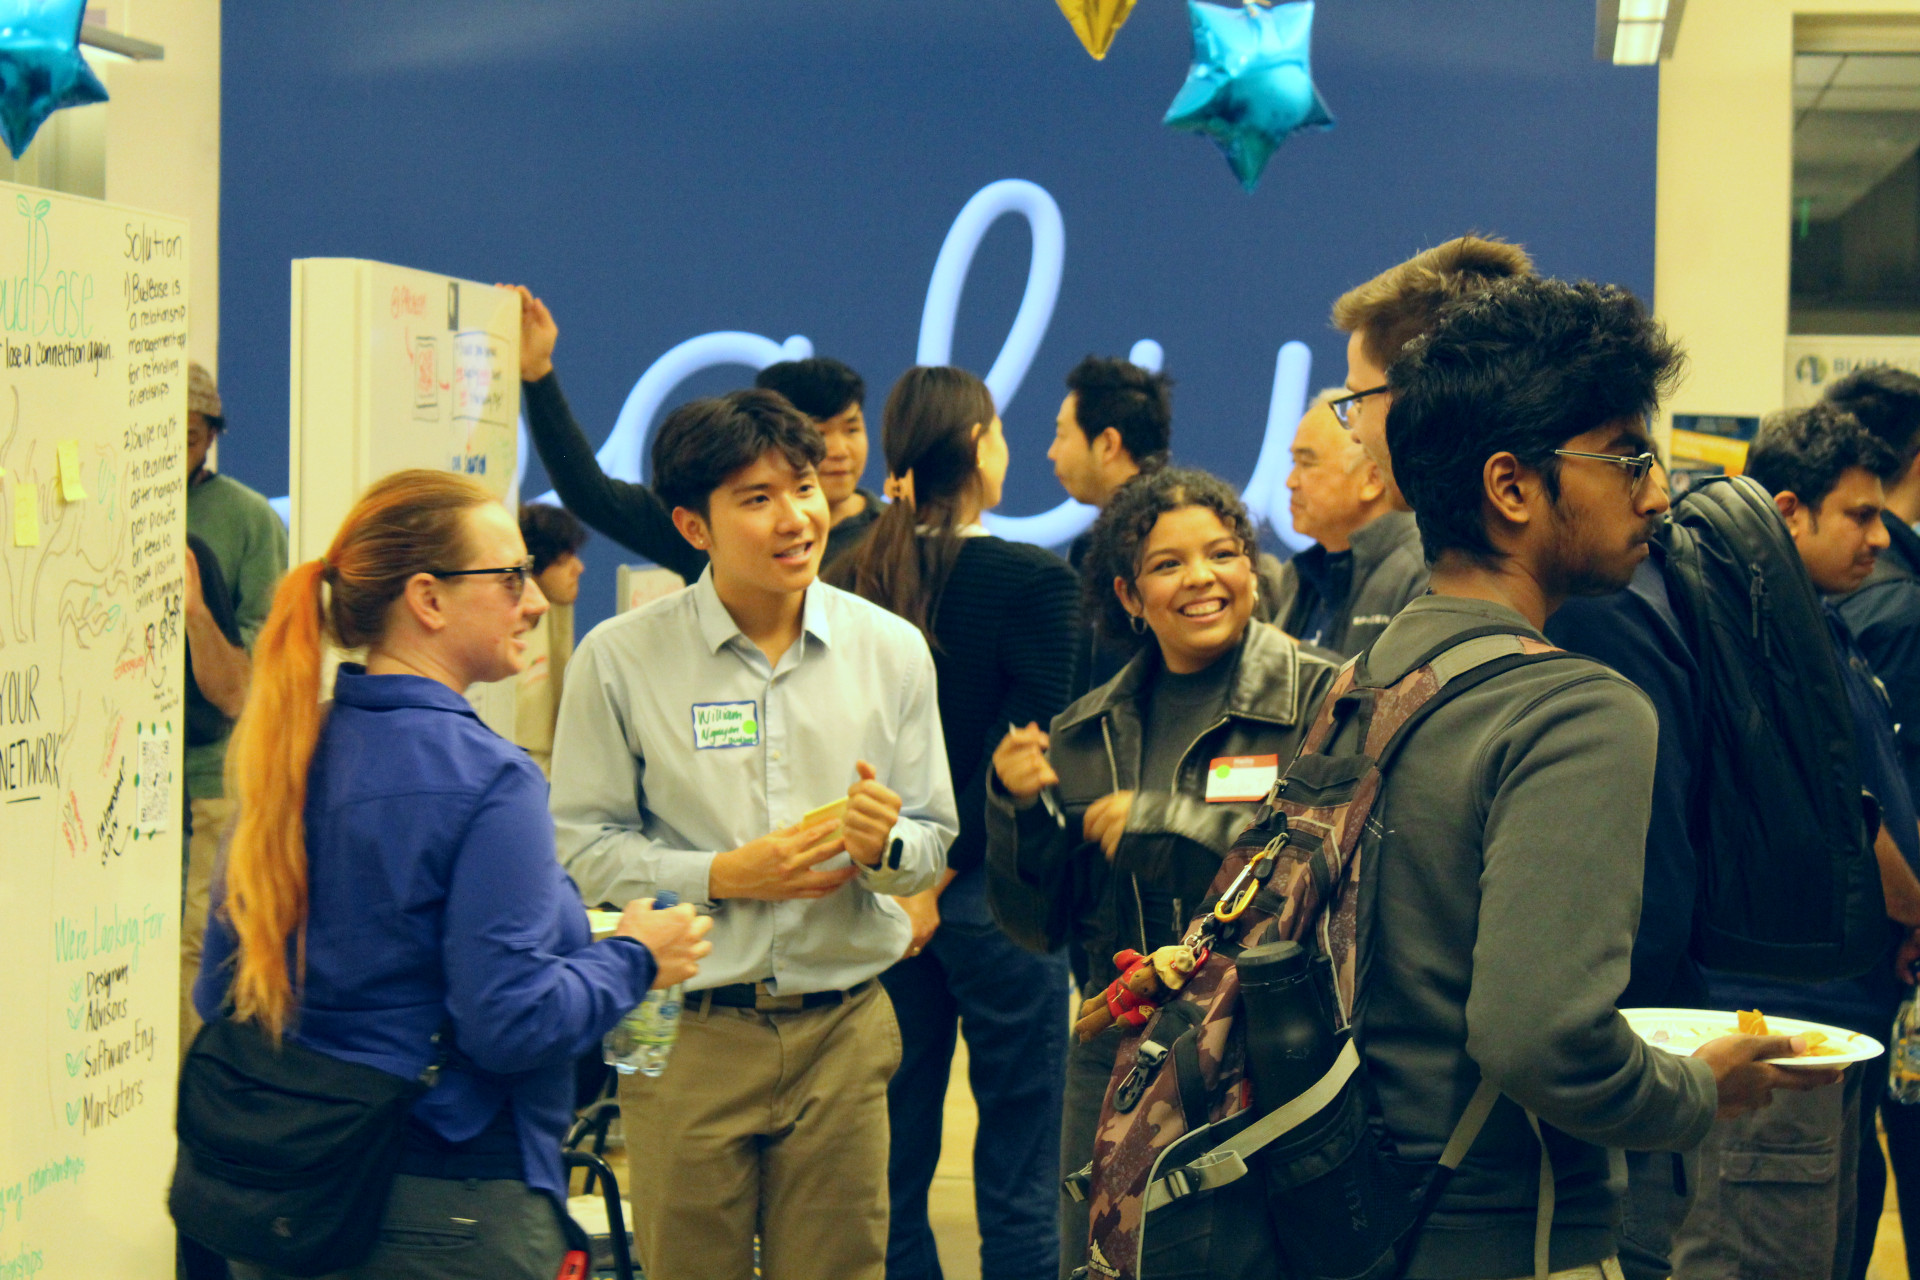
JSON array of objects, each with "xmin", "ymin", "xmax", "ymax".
[
  {"xmin": 180, "ymin": 795, "xmax": 236, "ymax": 1062},
  {"xmin": 618, "ymin": 981, "xmax": 901, "ymax": 1280},
  {"xmin": 1671, "ymin": 1062, "xmax": 1862, "ymax": 1280}
]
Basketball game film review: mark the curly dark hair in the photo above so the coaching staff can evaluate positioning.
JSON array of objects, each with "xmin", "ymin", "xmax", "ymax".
[
  {"xmin": 1386, "ymin": 276, "xmax": 1684, "ymax": 564},
  {"xmin": 1746, "ymin": 402, "xmax": 1898, "ymax": 510},
  {"xmin": 1081, "ymin": 467, "xmax": 1257, "ymax": 647}
]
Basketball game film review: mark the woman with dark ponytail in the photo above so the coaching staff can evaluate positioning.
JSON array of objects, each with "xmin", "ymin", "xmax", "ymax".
[
  {"xmin": 192, "ymin": 470, "xmax": 711, "ymax": 1279},
  {"xmin": 829, "ymin": 367, "xmax": 1081, "ymax": 1280}
]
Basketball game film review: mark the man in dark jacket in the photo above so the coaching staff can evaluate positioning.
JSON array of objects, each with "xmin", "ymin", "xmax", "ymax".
[
  {"xmin": 1270, "ymin": 392, "xmax": 1426, "ymax": 656},
  {"xmin": 1830, "ymin": 366, "xmax": 1920, "ymax": 807},
  {"xmin": 1372, "ymin": 277, "xmax": 1827, "ymax": 1280},
  {"xmin": 1052, "ymin": 355, "xmax": 1175, "ymax": 699},
  {"xmin": 1826, "ymin": 367, "xmax": 1920, "ymax": 1275}
]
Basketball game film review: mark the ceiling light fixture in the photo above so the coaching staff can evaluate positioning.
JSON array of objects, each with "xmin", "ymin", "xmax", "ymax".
[{"xmin": 1596, "ymin": 0, "xmax": 1686, "ymax": 66}]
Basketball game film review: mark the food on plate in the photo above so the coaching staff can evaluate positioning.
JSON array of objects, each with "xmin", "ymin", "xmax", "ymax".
[{"xmin": 1733, "ymin": 1009, "xmax": 1847, "ymax": 1055}]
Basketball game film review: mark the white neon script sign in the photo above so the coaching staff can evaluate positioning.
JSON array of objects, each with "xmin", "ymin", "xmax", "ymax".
[{"xmin": 525, "ymin": 178, "xmax": 1313, "ymax": 551}]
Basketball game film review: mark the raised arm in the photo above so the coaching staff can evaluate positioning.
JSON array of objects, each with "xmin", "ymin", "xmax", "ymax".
[{"xmin": 514, "ymin": 286, "xmax": 708, "ymax": 582}]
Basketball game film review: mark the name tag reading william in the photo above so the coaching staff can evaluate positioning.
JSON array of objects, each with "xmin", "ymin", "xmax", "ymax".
[
  {"xmin": 692, "ymin": 701, "xmax": 760, "ymax": 750},
  {"xmin": 1205, "ymin": 754, "xmax": 1279, "ymax": 803}
]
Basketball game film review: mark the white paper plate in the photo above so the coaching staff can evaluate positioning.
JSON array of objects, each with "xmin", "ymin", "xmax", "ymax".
[{"xmin": 1622, "ymin": 1007, "xmax": 1883, "ymax": 1068}]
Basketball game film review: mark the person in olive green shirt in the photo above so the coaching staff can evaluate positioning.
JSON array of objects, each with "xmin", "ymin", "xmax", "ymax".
[{"xmin": 180, "ymin": 361, "xmax": 287, "ymax": 1057}]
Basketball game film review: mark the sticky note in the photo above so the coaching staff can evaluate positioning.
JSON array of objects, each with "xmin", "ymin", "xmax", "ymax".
[
  {"xmin": 56, "ymin": 440, "xmax": 85, "ymax": 501},
  {"xmin": 12, "ymin": 481, "xmax": 38, "ymax": 546}
]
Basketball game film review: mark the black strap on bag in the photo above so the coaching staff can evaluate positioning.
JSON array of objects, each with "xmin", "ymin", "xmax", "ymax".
[{"xmin": 169, "ymin": 1017, "xmax": 452, "ymax": 1277}]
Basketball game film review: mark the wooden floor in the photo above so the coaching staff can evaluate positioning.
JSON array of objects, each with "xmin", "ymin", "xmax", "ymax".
[
  {"xmin": 1870, "ymin": 1125, "xmax": 1911, "ymax": 1280},
  {"xmin": 927, "ymin": 1038, "xmax": 985, "ymax": 1279}
]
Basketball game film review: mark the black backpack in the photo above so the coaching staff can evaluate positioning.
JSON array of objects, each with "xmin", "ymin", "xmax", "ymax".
[{"xmin": 1658, "ymin": 474, "xmax": 1885, "ymax": 981}]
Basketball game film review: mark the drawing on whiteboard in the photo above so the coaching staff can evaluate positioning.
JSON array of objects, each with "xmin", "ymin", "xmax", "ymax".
[
  {"xmin": 411, "ymin": 335, "xmax": 438, "ymax": 414},
  {"xmin": 1, "ymin": 186, "xmax": 186, "ymax": 1279}
]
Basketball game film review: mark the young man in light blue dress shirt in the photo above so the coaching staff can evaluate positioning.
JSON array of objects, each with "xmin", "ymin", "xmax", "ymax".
[{"xmin": 550, "ymin": 389, "xmax": 958, "ymax": 1280}]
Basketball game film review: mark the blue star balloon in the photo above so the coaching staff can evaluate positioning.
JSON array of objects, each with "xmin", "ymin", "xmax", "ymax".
[
  {"xmin": 0, "ymin": 0, "xmax": 106, "ymax": 160},
  {"xmin": 1163, "ymin": 0, "xmax": 1333, "ymax": 192}
]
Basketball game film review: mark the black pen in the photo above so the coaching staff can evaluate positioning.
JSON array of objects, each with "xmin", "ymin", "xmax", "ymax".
[{"xmin": 1008, "ymin": 721, "xmax": 1068, "ymax": 830}]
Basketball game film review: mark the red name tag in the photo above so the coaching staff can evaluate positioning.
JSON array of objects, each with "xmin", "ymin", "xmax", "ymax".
[{"xmin": 1205, "ymin": 754, "xmax": 1279, "ymax": 803}]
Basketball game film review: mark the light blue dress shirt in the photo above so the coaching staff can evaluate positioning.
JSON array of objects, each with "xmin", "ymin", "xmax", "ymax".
[{"xmin": 550, "ymin": 570, "xmax": 958, "ymax": 995}]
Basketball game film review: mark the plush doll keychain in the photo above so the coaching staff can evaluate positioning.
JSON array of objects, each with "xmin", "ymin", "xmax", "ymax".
[{"xmin": 1074, "ymin": 944, "xmax": 1198, "ymax": 1041}]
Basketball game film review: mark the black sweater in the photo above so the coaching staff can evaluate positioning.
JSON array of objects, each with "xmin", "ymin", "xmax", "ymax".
[
  {"xmin": 923, "ymin": 537, "xmax": 1080, "ymax": 877},
  {"xmin": 522, "ymin": 372, "xmax": 880, "ymax": 579}
]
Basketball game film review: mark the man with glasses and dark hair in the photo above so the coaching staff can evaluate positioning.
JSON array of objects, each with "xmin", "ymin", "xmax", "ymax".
[
  {"xmin": 1668, "ymin": 404, "xmax": 1920, "ymax": 1280},
  {"xmin": 1365, "ymin": 275, "xmax": 1827, "ymax": 1280}
]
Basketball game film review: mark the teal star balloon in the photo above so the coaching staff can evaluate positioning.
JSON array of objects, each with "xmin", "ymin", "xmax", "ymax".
[
  {"xmin": 1163, "ymin": 0, "xmax": 1333, "ymax": 193},
  {"xmin": 0, "ymin": 0, "xmax": 107, "ymax": 160}
]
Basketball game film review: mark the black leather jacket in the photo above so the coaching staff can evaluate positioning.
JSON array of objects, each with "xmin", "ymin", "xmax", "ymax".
[{"xmin": 985, "ymin": 620, "xmax": 1338, "ymax": 987}]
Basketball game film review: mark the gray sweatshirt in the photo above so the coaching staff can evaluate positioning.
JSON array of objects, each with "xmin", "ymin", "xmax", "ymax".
[{"xmin": 1352, "ymin": 596, "xmax": 1716, "ymax": 1279}]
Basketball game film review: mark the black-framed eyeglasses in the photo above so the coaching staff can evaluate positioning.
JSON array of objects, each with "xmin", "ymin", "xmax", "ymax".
[
  {"xmin": 1327, "ymin": 385, "xmax": 1388, "ymax": 430},
  {"xmin": 430, "ymin": 556, "xmax": 535, "ymax": 596},
  {"xmin": 1552, "ymin": 450, "xmax": 1659, "ymax": 497}
]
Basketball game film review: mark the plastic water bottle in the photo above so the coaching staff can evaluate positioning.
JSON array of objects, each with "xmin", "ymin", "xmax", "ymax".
[
  {"xmin": 603, "ymin": 892, "xmax": 684, "ymax": 1078},
  {"xmin": 1891, "ymin": 995, "xmax": 1920, "ymax": 1104}
]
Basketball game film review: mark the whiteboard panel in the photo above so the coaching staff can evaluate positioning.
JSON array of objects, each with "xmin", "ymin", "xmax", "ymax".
[{"xmin": 0, "ymin": 184, "xmax": 188, "ymax": 1279}]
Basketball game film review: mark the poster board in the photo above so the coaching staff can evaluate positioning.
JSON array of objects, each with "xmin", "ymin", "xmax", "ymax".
[
  {"xmin": 1785, "ymin": 335, "xmax": 1920, "ymax": 409},
  {"xmin": 0, "ymin": 185, "xmax": 188, "ymax": 1278},
  {"xmin": 288, "ymin": 260, "xmax": 520, "ymax": 733}
]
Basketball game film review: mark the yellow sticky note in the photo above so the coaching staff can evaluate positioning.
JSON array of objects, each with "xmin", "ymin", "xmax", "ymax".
[
  {"xmin": 12, "ymin": 481, "xmax": 38, "ymax": 546},
  {"xmin": 56, "ymin": 439, "xmax": 85, "ymax": 501}
]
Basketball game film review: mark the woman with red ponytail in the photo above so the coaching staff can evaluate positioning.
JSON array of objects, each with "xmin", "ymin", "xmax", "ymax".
[{"xmin": 192, "ymin": 470, "xmax": 710, "ymax": 1279}]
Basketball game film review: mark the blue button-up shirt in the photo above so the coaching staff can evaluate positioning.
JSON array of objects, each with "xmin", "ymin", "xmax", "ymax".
[
  {"xmin": 196, "ymin": 666, "xmax": 654, "ymax": 1201},
  {"xmin": 550, "ymin": 571, "xmax": 958, "ymax": 995}
]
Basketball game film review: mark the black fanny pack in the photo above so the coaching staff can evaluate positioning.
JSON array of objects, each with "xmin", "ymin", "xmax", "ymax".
[{"xmin": 170, "ymin": 1017, "xmax": 446, "ymax": 1276}]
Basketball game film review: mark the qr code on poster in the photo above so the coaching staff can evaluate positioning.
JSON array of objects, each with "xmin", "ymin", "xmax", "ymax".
[{"xmin": 136, "ymin": 722, "xmax": 172, "ymax": 833}]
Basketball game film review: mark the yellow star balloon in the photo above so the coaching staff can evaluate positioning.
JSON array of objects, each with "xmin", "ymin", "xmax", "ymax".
[{"xmin": 1056, "ymin": 0, "xmax": 1138, "ymax": 60}]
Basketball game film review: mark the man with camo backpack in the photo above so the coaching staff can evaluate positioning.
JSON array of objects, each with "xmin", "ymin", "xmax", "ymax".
[{"xmin": 1080, "ymin": 277, "xmax": 1836, "ymax": 1280}]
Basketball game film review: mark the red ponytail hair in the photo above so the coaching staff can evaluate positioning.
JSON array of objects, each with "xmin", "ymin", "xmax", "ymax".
[{"xmin": 221, "ymin": 470, "xmax": 493, "ymax": 1036}]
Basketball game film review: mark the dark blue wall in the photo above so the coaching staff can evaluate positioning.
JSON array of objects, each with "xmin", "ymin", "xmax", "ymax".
[{"xmin": 220, "ymin": 0, "xmax": 1656, "ymax": 632}]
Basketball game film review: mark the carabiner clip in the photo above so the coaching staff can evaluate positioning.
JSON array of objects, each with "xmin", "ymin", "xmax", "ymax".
[{"xmin": 1215, "ymin": 874, "xmax": 1261, "ymax": 923}]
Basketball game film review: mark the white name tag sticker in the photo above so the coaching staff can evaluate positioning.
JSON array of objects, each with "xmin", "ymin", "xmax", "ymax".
[
  {"xmin": 692, "ymin": 701, "xmax": 760, "ymax": 750},
  {"xmin": 1205, "ymin": 754, "xmax": 1279, "ymax": 803}
]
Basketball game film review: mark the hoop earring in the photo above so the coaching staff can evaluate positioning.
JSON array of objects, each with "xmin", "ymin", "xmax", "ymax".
[{"xmin": 1128, "ymin": 613, "xmax": 1147, "ymax": 636}]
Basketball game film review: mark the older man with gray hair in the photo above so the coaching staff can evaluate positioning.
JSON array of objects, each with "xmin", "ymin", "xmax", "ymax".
[{"xmin": 1271, "ymin": 390, "xmax": 1426, "ymax": 657}]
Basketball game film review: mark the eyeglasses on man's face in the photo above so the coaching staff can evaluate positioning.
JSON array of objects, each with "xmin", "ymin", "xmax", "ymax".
[
  {"xmin": 1551, "ymin": 450, "xmax": 1659, "ymax": 498},
  {"xmin": 430, "ymin": 556, "xmax": 536, "ymax": 597},
  {"xmin": 1327, "ymin": 385, "xmax": 1389, "ymax": 430}
]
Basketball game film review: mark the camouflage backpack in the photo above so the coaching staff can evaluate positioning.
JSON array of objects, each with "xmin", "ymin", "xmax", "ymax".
[{"xmin": 1070, "ymin": 629, "xmax": 1570, "ymax": 1280}]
